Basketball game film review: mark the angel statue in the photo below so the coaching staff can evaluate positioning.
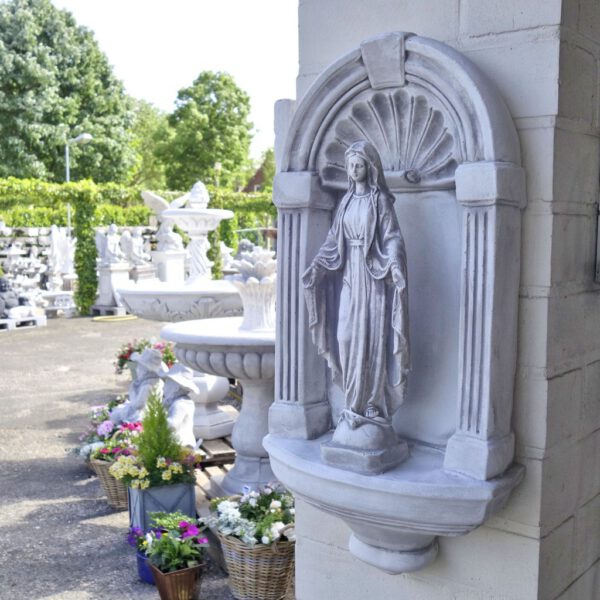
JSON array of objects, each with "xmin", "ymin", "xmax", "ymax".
[
  {"xmin": 302, "ymin": 140, "xmax": 410, "ymax": 474},
  {"xmin": 95, "ymin": 224, "xmax": 126, "ymax": 266}
]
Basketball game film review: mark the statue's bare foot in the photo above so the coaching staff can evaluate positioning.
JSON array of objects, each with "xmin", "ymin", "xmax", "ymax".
[{"xmin": 364, "ymin": 405, "xmax": 379, "ymax": 419}]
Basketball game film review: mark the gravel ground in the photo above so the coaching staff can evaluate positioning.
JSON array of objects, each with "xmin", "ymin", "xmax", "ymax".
[{"xmin": 0, "ymin": 315, "xmax": 234, "ymax": 600}]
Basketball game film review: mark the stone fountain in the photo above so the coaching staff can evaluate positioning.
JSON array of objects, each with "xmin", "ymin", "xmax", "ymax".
[
  {"xmin": 117, "ymin": 182, "xmax": 242, "ymax": 322},
  {"xmin": 161, "ymin": 246, "xmax": 277, "ymax": 495}
]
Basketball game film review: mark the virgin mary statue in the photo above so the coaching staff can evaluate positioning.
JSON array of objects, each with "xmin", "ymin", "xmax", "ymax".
[{"xmin": 303, "ymin": 140, "xmax": 410, "ymax": 472}]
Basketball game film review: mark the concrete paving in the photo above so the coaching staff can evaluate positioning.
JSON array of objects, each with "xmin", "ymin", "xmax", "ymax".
[{"xmin": 0, "ymin": 316, "xmax": 234, "ymax": 600}]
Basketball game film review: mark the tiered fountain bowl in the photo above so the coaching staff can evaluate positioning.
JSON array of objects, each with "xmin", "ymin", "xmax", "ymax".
[
  {"xmin": 118, "ymin": 182, "xmax": 242, "ymax": 322},
  {"xmin": 161, "ymin": 247, "xmax": 277, "ymax": 495}
]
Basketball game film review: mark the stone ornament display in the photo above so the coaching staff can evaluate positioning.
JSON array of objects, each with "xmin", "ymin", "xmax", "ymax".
[
  {"xmin": 0, "ymin": 277, "xmax": 38, "ymax": 319},
  {"xmin": 230, "ymin": 246, "xmax": 277, "ymax": 331},
  {"xmin": 110, "ymin": 348, "xmax": 167, "ymax": 424},
  {"xmin": 303, "ymin": 140, "xmax": 410, "ymax": 474},
  {"xmin": 156, "ymin": 222, "xmax": 184, "ymax": 253},
  {"xmin": 96, "ymin": 223, "xmax": 127, "ymax": 266},
  {"xmin": 160, "ymin": 181, "xmax": 234, "ymax": 284},
  {"xmin": 120, "ymin": 228, "xmax": 151, "ymax": 267},
  {"xmin": 264, "ymin": 31, "xmax": 526, "ymax": 573},
  {"xmin": 161, "ymin": 364, "xmax": 198, "ymax": 448}
]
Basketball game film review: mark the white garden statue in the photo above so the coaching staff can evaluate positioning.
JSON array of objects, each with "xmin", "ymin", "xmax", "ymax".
[
  {"xmin": 161, "ymin": 364, "xmax": 198, "ymax": 448},
  {"xmin": 302, "ymin": 140, "xmax": 411, "ymax": 474},
  {"xmin": 110, "ymin": 348, "xmax": 167, "ymax": 423}
]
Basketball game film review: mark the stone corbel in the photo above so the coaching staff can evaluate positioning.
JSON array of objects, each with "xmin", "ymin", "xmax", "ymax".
[
  {"xmin": 444, "ymin": 161, "xmax": 526, "ymax": 479},
  {"xmin": 268, "ymin": 172, "xmax": 336, "ymax": 439}
]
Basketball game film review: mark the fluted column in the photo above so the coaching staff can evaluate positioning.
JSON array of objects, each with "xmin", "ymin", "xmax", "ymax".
[
  {"xmin": 269, "ymin": 172, "xmax": 336, "ymax": 438},
  {"xmin": 444, "ymin": 162, "xmax": 526, "ymax": 479}
]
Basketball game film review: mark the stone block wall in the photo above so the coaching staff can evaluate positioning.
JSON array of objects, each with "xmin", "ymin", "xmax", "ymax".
[{"xmin": 286, "ymin": 1, "xmax": 600, "ymax": 598}]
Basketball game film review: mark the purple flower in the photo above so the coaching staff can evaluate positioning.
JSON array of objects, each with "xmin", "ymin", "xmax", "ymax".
[
  {"xmin": 96, "ymin": 420, "xmax": 114, "ymax": 438},
  {"xmin": 127, "ymin": 527, "xmax": 143, "ymax": 547},
  {"xmin": 182, "ymin": 524, "xmax": 199, "ymax": 538}
]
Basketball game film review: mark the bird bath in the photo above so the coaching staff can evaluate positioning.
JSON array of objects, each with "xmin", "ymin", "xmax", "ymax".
[{"xmin": 161, "ymin": 247, "xmax": 277, "ymax": 495}]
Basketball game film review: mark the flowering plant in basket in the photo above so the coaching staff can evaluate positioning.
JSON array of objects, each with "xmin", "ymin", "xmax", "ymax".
[
  {"xmin": 109, "ymin": 390, "xmax": 202, "ymax": 490},
  {"xmin": 90, "ymin": 422, "xmax": 142, "ymax": 463},
  {"xmin": 115, "ymin": 338, "xmax": 176, "ymax": 374},
  {"xmin": 209, "ymin": 484, "xmax": 295, "ymax": 546},
  {"xmin": 73, "ymin": 396, "xmax": 126, "ymax": 459}
]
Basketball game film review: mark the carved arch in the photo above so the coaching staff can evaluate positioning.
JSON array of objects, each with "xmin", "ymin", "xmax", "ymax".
[{"xmin": 282, "ymin": 33, "xmax": 521, "ymax": 177}]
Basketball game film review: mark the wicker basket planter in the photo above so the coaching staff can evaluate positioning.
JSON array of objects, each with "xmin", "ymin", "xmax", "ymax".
[
  {"xmin": 150, "ymin": 563, "xmax": 205, "ymax": 600},
  {"xmin": 90, "ymin": 458, "xmax": 128, "ymax": 510},
  {"xmin": 218, "ymin": 528, "xmax": 295, "ymax": 600},
  {"xmin": 128, "ymin": 482, "xmax": 196, "ymax": 531}
]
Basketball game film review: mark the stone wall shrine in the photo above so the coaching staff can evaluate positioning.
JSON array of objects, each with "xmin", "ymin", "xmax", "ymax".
[{"xmin": 264, "ymin": 32, "xmax": 527, "ymax": 573}]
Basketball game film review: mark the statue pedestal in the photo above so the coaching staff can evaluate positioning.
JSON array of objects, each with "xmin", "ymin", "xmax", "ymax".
[
  {"xmin": 130, "ymin": 264, "xmax": 156, "ymax": 283},
  {"xmin": 151, "ymin": 250, "xmax": 186, "ymax": 283},
  {"xmin": 96, "ymin": 262, "xmax": 130, "ymax": 307},
  {"xmin": 191, "ymin": 373, "xmax": 238, "ymax": 440}
]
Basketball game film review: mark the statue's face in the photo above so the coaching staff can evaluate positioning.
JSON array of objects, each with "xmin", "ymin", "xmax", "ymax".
[
  {"xmin": 347, "ymin": 155, "xmax": 368, "ymax": 184},
  {"xmin": 0, "ymin": 278, "xmax": 9, "ymax": 292}
]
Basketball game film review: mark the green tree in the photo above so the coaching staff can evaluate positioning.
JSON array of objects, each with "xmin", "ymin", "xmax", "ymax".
[
  {"xmin": 260, "ymin": 147, "xmax": 276, "ymax": 192},
  {"xmin": 127, "ymin": 99, "xmax": 169, "ymax": 188},
  {"xmin": 0, "ymin": 0, "xmax": 134, "ymax": 182},
  {"xmin": 159, "ymin": 71, "xmax": 252, "ymax": 190}
]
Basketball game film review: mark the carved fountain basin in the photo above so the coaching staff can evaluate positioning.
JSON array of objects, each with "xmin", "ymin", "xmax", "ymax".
[{"xmin": 117, "ymin": 280, "xmax": 242, "ymax": 322}]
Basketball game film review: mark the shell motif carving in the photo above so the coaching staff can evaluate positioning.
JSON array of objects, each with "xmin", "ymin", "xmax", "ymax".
[{"xmin": 316, "ymin": 88, "xmax": 461, "ymax": 191}]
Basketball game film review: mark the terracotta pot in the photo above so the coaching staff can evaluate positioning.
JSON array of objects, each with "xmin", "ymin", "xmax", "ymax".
[{"xmin": 149, "ymin": 563, "xmax": 204, "ymax": 600}]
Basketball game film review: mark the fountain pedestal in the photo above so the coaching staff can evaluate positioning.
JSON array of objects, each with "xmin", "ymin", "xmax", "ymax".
[{"xmin": 162, "ymin": 317, "xmax": 275, "ymax": 495}]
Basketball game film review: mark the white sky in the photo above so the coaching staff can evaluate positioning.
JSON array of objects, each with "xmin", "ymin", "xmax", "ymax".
[{"xmin": 50, "ymin": 0, "xmax": 299, "ymax": 160}]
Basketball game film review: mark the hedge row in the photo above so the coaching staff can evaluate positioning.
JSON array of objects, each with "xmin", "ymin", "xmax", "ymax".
[
  {"xmin": 1, "ymin": 204, "xmax": 153, "ymax": 228},
  {"xmin": 0, "ymin": 177, "xmax": 275, "ymax": 214}
]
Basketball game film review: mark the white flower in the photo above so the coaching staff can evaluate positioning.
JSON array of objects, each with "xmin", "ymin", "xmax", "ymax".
[
  {"xmin": 270, "ymin": 521, "xmax": 285, "ymax": 541},
  {"xmin": 261, "ymin": 536, "xmax": 270, "ymax": 545},
  {"xmin": 145, "ymin": 533, "xmax": 153, "ymax": 548},
  {"xmin": 269, "ymin": 500, "xmax": 281, "ymax": 510},
  {"xmin": 248, "ymin": 498, "xmax": 257, "ymax": 507}
]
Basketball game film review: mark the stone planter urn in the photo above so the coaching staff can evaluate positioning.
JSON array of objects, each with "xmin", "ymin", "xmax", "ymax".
[{"xmin": 128, "ymin": 483, "xmax": 196, "ymax": 532}]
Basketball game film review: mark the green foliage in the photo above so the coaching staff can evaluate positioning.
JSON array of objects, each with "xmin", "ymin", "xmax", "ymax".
[
  {"xmin": 2, "ymin": 203, "xmax": 151, "ymax": 227},
  {"xmin": 0, "ymin": 177, "xmax": 142, "ymax": 210},
  {"xmin": 126, "ymin": 100, "xmax": 169, "ymax": 188},
  {"xmin": 136, "ymin": 390, "xmax": 191, "ymax": 488},
  {"xmin": 72, "ymin": 184, "xmax": 98, "ymax": 314},
  {"xmin": 0, "ymin": 0, "xmax": 134, "ymax": 182},
  {"xmin": 259, "ymin": 148, "xmax": 275, "ymax": 192},
  {"xmin": 157, "ymin": 71, "xmax": 253, "ymax": 190}
]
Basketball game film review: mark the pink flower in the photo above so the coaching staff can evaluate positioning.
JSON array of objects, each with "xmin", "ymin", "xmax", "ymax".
[
  {"xmin": 100, "ymin": 448, "xmax": 110, "ymax": 454},
  {"xmin": 181, "ymin": 524, "xmax": 200, "ymax": 538}
]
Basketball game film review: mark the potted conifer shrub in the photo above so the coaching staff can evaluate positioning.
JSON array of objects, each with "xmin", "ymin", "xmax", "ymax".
[{"xmin": 110, "ymin": 389, "xmax": 201, "ymax": 530}]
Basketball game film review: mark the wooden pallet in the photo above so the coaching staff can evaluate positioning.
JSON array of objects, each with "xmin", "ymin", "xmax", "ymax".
[
  {"xmin": 0, "ymin": 315, "xmax": 47, "ymax": 331},
  {"xmin": 90, "ymin": 304, "xmax": 128, "ymax": 316},
  {"xmin": 199, "ymin": 436, "xmax": 235, "ymax": 468}
]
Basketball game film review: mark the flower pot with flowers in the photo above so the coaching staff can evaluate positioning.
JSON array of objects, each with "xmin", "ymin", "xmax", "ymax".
[
  {"xmin": 89, "ymin": 421, "xmax": 142, "ymax": 510},
  {"xmin": 110, "ymin": 390, "xmax": 201, "ymax": 531},
  {"xmin": 149, "ymin": 512, "xmax": 209, "ymax": 600},
  {"xmin": 209, "ymin": 485, "xmax": 296, "ymax": 600},
  {"xmin": 72, "ymin": 396, "xmax": 126, "ymax": 466},
  {"xmin": 115, "ymin": 338, "xmax": 176, "ymax": 376}
]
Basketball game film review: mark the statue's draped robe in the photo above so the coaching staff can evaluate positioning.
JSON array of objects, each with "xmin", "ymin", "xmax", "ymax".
[{"xmin": 303, "ymin": 190, "xmax": 410, "ymax": 419}]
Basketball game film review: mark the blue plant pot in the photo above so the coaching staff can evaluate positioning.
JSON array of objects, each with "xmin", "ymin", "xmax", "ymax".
[
  {"xmin": 128, "ymin": 483, "xmax": 196, "ymax": 532},
  {"xmin": 136, "ymin": 551, "xmax": 155, "ymax": 585}
]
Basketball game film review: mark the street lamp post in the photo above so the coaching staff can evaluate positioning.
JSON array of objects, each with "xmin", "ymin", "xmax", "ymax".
[
  {"xmin": 64, "ymin": 132, "xmax": 93, "ymax": 183},
  {"xmin": 64, "ymin": 132, "xmax": 93, "ymax": 236}
]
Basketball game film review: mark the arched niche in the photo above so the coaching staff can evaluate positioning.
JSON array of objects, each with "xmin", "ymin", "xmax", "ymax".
[{"xmin": 265, "ymin": 32, "xmax": 525, "ymax": 573}]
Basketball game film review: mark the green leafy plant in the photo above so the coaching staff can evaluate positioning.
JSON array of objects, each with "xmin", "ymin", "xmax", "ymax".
[
  {"xmin": 72, "ymin": 184, "xmax": 98, "ymax": 314},
  {"xmin": 109, "ymin": 389, "xmax": 201, "ymax": 489},
  {"xmin": 145, "ymin": 514, "xmax": 208, "ymax": 573}
]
